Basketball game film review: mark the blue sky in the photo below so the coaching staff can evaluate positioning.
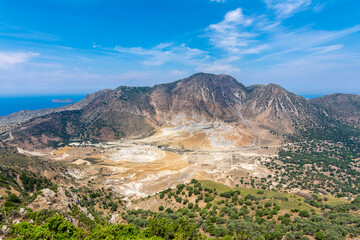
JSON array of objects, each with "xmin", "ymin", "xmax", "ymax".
[{"xmin": 0, "ymin": 0, "xmax": 359, "ymax": 95}]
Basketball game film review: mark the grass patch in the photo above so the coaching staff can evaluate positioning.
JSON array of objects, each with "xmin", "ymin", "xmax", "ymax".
[
  {"xmin": 199, "ymin": 180, "xmax": 350, "ymax": 211},
  {"xmin": 325, "ymin": 197, "xmax": 349, "ymax": 205},
  {"xmin": 199, "ymin": 180, "xmax": 231, "ymax": 192}
]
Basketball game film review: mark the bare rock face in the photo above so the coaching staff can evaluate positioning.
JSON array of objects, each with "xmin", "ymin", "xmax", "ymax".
[
  {"xmin": 297, "ymin": 191, "xmax": 315, "ymax": 200},
  {"xmin": 110, "ymin": 214, "xmax": 120, "ymax": 224},
  {"xmin": 42, "ymin": 188, "xmax": 57, "ymax": 198},
  {"xmin": 149, "ymin": 73, "xmax": 248, "ymax": 124},
  {"xmin": 1, "ymin": 225, "xmax": 9, "ymax": 234},
  {"xmin": 4, "ymin": 73, "xmax": 338, "ymax": 148},
  {"xmin": 18, "ymin": 208, "xmax": 27, "ymax": 216}
]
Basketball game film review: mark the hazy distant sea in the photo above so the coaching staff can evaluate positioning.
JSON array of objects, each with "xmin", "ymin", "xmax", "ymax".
[
  {"xmin": 0, "ymin": 95, "xmax": 86, "ymax": 116},
  {"xmin": 301, "ymin": 94, "xmax": 322, "ymax": 100}
]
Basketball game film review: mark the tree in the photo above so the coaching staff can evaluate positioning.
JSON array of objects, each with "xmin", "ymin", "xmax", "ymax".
[
  {"xmin": 315, "ymin": 231, "xmax": 325, "ymax": 240},
  {"xmin": 299, "ymin": 210, "xmax": 310, "ymax": 218}
]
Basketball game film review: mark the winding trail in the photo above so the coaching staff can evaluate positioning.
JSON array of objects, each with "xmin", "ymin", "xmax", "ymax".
[{"xmin": 4, "ymin": 132, "xmax": 13, "ymax": 142}]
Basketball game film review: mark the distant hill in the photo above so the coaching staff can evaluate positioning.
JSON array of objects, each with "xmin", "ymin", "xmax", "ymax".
[{"xmin": 310, "ymin": 93, "xmax": 360, "ymax": 128}]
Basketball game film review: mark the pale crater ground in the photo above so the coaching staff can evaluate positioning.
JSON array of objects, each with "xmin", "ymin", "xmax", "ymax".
[{"xmin": 16, "ymin": 122, "xmax": 282, "ymax": 200}]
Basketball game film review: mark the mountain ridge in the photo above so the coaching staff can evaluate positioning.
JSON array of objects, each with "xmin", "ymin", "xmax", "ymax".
[{"xmin": 1, "ymin": 73, "xmax": 357, "ymax": 149}]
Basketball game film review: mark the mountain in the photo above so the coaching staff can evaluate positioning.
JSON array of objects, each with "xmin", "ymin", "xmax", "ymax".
[
  {"xmin": 2, "ymin": 74, "xmax": 360, "ymax": 240},
  {"xmin": 149, "ymin": 73, "xmax": 248, "ymax": 123},
  {"xmin": 242, "ymin": 83, "xmax": 323, "ymax": 133},
  {"xmin": 310, "ymin": 93, "xmax": 360, "ymax": 128},
  {"xmin": 0, "ymin": 73, "xmax": 337, "ymax": 149}
]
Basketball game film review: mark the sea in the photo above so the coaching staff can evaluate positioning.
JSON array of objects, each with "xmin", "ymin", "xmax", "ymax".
[
  {"xmin": 301, "ymin": 94, "xmax": 323, "ymax": 100},
  {"xmin": 0, "ymin": 95, "xmax": 86, "ymax": 116}
]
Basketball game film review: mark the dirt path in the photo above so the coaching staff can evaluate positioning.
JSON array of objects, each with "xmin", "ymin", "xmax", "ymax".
[{"xmin": 4, "ymin": 132, "xmax": 13, "ymax": 142}]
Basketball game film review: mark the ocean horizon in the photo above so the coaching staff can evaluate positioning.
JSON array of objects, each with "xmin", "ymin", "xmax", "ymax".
[{"xmin": 0, "ymin": 95, "xmax": 86, "ymax": 116}]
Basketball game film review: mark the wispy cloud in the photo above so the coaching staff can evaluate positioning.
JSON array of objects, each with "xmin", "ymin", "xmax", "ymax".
[
  {"xmin": 0, "ymin": 24, "xmax": 58, "ymax": 42},
  {"xmin": 114, "ymin": 43, "xmax": 207, "ymax": 66},
  {"xmin": 207, "ymin": 8, "xmax": 267, "ymax": 55},
  {"xmin": 0, "ymin": 51, "xmax": 39, "ymax": 69},
  {"xmin": 88, "ymin": 2, "xmax": 360, "ymax": 80},
  {"xmin": 264, "ymin": 0, "xmax": 312, "ymax": 19},
  {"xmin": 261, "ymin": 25, "xmax": 360, "ymax": 58},
  {"xmin": 196, "ymin": 62, "xmax": 240, "ymax": 74},
  {"xmin": 205, "ymin": 4, "xmax": 360, "ymax": 62},
  {"xmin": 313, "ymin": 3, "xmax": 326, "ymax": 12},
  {"xmin": 239, "ymin": 49, "xmax": 360, "ymax": 94},
  {"xmin": 210, "ymin": 0, "xmax": 226, "ymax": 2},
  {"xmin": 310, "ymin": 44, "xmax": 344, "ymax": 55}
]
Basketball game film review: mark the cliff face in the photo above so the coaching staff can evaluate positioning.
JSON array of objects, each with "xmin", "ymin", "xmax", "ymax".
[
  {"xmin": 148, "ymin": 73, "xmax": 248, "ymax": 124},
  {"xmin": 3, "ymin": 73, "xmax": 343, "ymax": 148}
]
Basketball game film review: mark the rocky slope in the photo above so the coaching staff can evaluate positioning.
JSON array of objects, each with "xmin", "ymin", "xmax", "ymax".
[{"xmin": 1, "ymin": 73, "xmax": 336, "ymax": 149}]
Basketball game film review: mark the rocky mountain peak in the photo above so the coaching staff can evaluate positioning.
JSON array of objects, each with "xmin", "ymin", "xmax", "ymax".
[
  {"xmin": 179, "ymin": 73, "xmax": 246, "ymax": 90},
  {"xmin": 2, "ymin": 73, "xmax": 345, "ymax": 149}
]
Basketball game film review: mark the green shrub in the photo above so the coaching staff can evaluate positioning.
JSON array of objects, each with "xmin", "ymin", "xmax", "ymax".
[
  {"xmin": 299, "ymin": 210, "xmax": 310, "ymax": 218},
  {"xmin": 204, "ymin": 196, "xmax": 214, "ymax": 203},
  {"xmin": 7, "ymin": 193, "xmax": 21, "ymax": 203}
]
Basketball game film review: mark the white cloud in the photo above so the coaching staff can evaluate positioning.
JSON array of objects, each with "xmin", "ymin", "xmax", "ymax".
[
  {"xmin": 0, "ymin": 51, "xmax": 39, "ymax": 69},
  {"xmin": 196, "ymin": 62, "xmax": 240, "ymax": 74},
  {"xmin": 114, "ymin": 43, "xmax": 207, "ymax": 66},
  {"xmin": 210, "ymin": 0, "xmax": 226, "ymax": 2},
  {"xmin": 264, "ymin": 0, "xmax": 312, "ymax": 19},
  {"xmin": 203, "ymin": 5, "xmax": 360, "ymax": 81},
  {"xmin": 209, "ymin": 8, "xmax": 253, "ymax": 32},
  {"xmin": 223, "ymin": 8, "xmax": 253, "ymax": 25},
  {"xmin": 208, "ymin": 8, "xmax": 267, "ymax": 54}
]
